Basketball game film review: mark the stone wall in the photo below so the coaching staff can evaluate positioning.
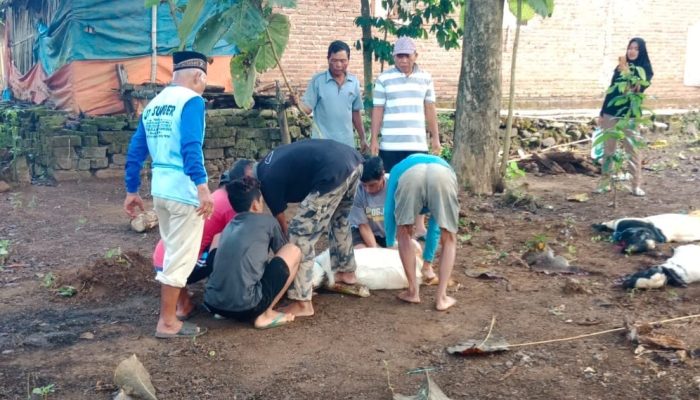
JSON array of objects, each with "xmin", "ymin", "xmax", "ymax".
[
  {"xmin": 1, "ymin": 104, "xmax": 697, "ymax": 188},
  {"xmin": 0, "ymin": 105, "xmax": 311, "ymax": 185}
]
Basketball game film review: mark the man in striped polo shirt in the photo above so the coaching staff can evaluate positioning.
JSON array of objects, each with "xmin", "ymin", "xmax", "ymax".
[{"xmin": 369, "ymin": 36, "xmax": 442, "ymax": 172}]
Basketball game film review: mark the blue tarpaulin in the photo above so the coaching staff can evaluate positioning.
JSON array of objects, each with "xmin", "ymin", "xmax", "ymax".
[{"xmin": 33, "ymin": 0, "xmax": 238, "ymax": 75}]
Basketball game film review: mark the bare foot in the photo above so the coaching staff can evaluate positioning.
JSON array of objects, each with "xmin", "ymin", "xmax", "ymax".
[
  {"xmin": 254, "ymin": 311, "xmax": 295, "ymax": 329},
  {"xmin": 397, "ymin": 290, "xmax": 420, "ymax": 304},
  {"xmin": 278, "ymin": 300, "xmax": 314, "ymax": 317},
  {"xmin": 156, "ymin": 318, "xmax": 183, "ymax": 336},
  {"xmin": 421, "ymin": 267, "xmax": 436, "ymax": 281},
  {"xmin": 335, "ymin": 271, "xmax": 357, "ymax": 285},
  {"xmin": 435, "ymin": 296, "xmax": 457, "ymax": 311},
  {"xmin": 176, "ymin": 303, "xmax": 195, "ymax": 320},
  {"xmin": 176, "ymin": 291, "xmax": 194, "ymax": 319}
]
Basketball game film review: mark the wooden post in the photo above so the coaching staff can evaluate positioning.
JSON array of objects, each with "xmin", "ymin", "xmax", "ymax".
[
  {"xmin": 276, "ymin": 80, "xmax": 291, "ymax": 145},
  {"xmin": 115, "ymin": 64, "xmax": 134, "ymax": 116}
]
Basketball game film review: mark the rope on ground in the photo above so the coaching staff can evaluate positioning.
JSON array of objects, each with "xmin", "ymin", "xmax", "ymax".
[
  {"xmin": 506, "ymin": 313, "xmax": 700, "ymax": 349},
  {"xmin": 478, "ymin": 315, "xmax": 497, "ymax": 348}
]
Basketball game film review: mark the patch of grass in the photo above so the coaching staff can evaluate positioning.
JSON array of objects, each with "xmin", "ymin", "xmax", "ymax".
[
  {"xmin": 526, "ymin": 234, "xmax": 549, "ymax": 251},
  {"xmin": 502, "ymin": 185, "xmax": 540, "ymax": 211},
  {"xmin": 75, "ymin": 216, "xmax": 88, "ymax": 232},
  {"xmin": 590, "ymin": 234, "xmax": 612, "ymax": 243},
  {"xmin": 458, "ymin": 233, "xmax": 472, "ymax": 243},
  {"xmin": 105, "ymin": 247, "xmax": 122, "ymax": 259},
  {"xmin": 27, "ymin": 195, "xmax": 37, "ymax": 209},
  {"xmin": 56, "ymin": 286, "xmax": 77, "ymax": 298},
  {"xmin": 9, "ymin": 193, "xmax": 22, "ymax": 209},
  {"xmin": 41, "ymin": 272, "xmax": 55, "ymax": 289},
  {"xmin": 564, "ymin": 216, "xmax": 576, "ymax": 229},
  {"xmin": 439, "ymin": 144, "xmax": 452, "ymax": 162},
  {"xmin": 505, "ymin": 160, "xmax": 526, "ymax": 181},
  {"xmin": 0, "ymin": 239, "xmax": 9, "ymax": 268},
  {"xmin": 32, "ymin": 383, "xmax": 55, "ymax": 399},
  {"xmin": 667, "ymin": 289, "xmax": 680, "ymax": 301}
]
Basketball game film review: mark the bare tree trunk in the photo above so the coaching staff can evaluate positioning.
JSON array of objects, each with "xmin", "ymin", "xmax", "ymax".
[
  {"xmin": 500, "ymin": 0, "xmax": 522, "ymax": 179},
  {"xmin": 360, "ymin": 0, "xmax": 374, "ymax": 107},
  {"xmin": 452, "ymin": 0, "xmax": 504, "ymax": 194}
]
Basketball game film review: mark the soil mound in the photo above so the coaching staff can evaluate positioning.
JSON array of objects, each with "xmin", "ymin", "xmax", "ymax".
[{"xmin": 59, "ymin": 251, "xmax": 158, "ymax": 302}]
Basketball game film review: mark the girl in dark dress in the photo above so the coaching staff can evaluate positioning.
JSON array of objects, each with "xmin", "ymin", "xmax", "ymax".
[{"xmin": 598, "ymin": 37, "xmax": 654, "ymax": 196}]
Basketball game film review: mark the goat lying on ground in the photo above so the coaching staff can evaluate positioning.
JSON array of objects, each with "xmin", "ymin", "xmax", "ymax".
[
  {"xmin": 312, "ymin": 246, "xmax": 423, "ymax": 291},
  {"xmin": 593, "ymin": 213, "xmax": 700, "ymax": 253},
  {"xmin": 621, "ymin": 244, "xmax": 700, "ymax": 289}
]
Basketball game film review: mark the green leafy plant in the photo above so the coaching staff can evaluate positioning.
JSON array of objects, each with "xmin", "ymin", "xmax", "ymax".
[
  {"xmin": 105, "ymin": 247, "xmax": 122, "ymax": 260},
  {"xmin": 56, "ymin": 286, "xmax": 77, "ymax": 298},
  {"xmin": 457, "ymin": 233, "xmax": 472, "ymax": 243},
  {"xmin": 32, "ymin": 383, "xmax": 55, "ymax": 400},
  {"xmin": 41, "ymin": 272, "xmax": 55, "ymax": 289},
  {"xmin": 145, "ymin": 1, "xmax": 295, "ymax": 109},
  {"xmin": 525, "ymin": 233, "xmax": 549, "ymax": 251},
  {"xmin": 591, "ymin": 234, "xmax": 613, "ymax": 243},
  {"xmin": 439, "ymin": 144, "xmax": 453, "ymax": 162},
  {"xmin": 500, "ymin": 0, "xmax": 555, "ymax": 180},
  {"xmin": 194, "ymin": 1, "xmax": 295, "ymax": 109},
  {"xmin": 505, "ymin": 160, "xmax": 526, "ymax": 181},
  {"xmin": 355, "ymin": 0, "xmax": 464, "ymax": 107},
  {"xmin": 0, "ymin": 239, "xmax": 9, "ymax": 267}
]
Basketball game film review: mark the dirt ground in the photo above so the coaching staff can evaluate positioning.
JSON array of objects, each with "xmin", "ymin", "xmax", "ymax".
[{"xmin": 1, "ymin": 130, "xmax": 700, "ymax": 400}]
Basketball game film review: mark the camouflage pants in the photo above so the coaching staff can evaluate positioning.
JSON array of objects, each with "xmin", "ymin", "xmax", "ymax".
[{"xmin": 287, "ymin": 165, "xmax": 362, "ymax": 301}]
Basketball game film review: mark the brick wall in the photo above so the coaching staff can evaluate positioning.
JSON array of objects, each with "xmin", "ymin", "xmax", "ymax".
[{"xmin": 259, "ymin": 0, "xmax": 700, "ymax": 109}]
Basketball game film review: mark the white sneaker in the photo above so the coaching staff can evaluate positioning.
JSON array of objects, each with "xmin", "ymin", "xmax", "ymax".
[
  {"xmin": 632, "ymin": 187, "xmax": 645, "ymax": 197},
  {"xmin": 613, "ymin": 172, "xmax": 632, "ymax": 181}
]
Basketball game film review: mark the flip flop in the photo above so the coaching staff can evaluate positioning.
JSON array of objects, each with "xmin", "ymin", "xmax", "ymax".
[
  {"xmin": 422, "ymin": 275, "xmax": 458, "ymax": 287},
  {"xmin": 422, "ymin": 275, "xmax": 439, "ymax": 286},
  {"xmin": 155, "ymin": 321, "xmax": 208, "ymax": 339},
  {"xmin": 255, "ymin": 313, "xmax": 291, "ymax": 330}
]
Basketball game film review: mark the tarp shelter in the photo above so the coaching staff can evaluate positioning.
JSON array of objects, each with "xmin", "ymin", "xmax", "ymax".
[{"xmin": 1, "ymin": 0, "xmax": 238, "ymax": 115}]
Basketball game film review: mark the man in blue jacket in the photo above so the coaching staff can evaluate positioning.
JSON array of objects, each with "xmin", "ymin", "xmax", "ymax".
[
  {"xmin": 123, "ymin": 51, "xmax": 214, "ymax": 338},
  {"xmin": 385, "ymin": 154, "xmax": 459, "ymax": 311}
]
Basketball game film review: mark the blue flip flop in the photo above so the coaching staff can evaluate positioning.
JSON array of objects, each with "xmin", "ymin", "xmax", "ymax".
[
  {"xmin": 155, "ymin": 321, "xmax": 208, "ymax": 339},
  {"xmin": 256, "ymin": 313, "xmax": 291, "ymax": 330}
]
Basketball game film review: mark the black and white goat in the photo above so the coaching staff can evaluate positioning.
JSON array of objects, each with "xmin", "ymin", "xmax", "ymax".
[
  {"xmin": 622, "ymin": 244, "xmax": 700, "ymax": 289},
  {"xmin": 594, "ymin": 213, "xmax": 700, "ymax": 253}
]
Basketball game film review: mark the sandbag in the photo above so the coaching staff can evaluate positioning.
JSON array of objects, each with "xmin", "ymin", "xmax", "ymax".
[{"xmin": 313, "ymin": 247, "xmax": 422, "ymax": 290}]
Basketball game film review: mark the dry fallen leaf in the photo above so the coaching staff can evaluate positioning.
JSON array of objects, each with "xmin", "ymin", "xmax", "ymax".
[
  {"xmin": 566, "ymin": 193, "xmax": 590, "ymax": 203},
  {"xmin": 447, "ymin": 338, "xmax": 510, "ymax": 356},
  {"xmin": 394, "ymin": 373, "xmax": 452, "ymax": 400},
  {"xmin": 639, "ymin": 334, "xmax": 688, "ymax": 350}
]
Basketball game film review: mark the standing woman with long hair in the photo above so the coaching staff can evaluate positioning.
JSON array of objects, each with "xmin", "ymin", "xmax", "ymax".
[{"xmin": 598, "ymin": 37, "xmax": 654, "ymax": 196}]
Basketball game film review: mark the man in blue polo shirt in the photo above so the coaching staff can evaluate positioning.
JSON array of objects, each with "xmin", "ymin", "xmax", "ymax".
[{"xmin": 295, "ymin": 40, "xmax": 368, "ymax": 153}]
